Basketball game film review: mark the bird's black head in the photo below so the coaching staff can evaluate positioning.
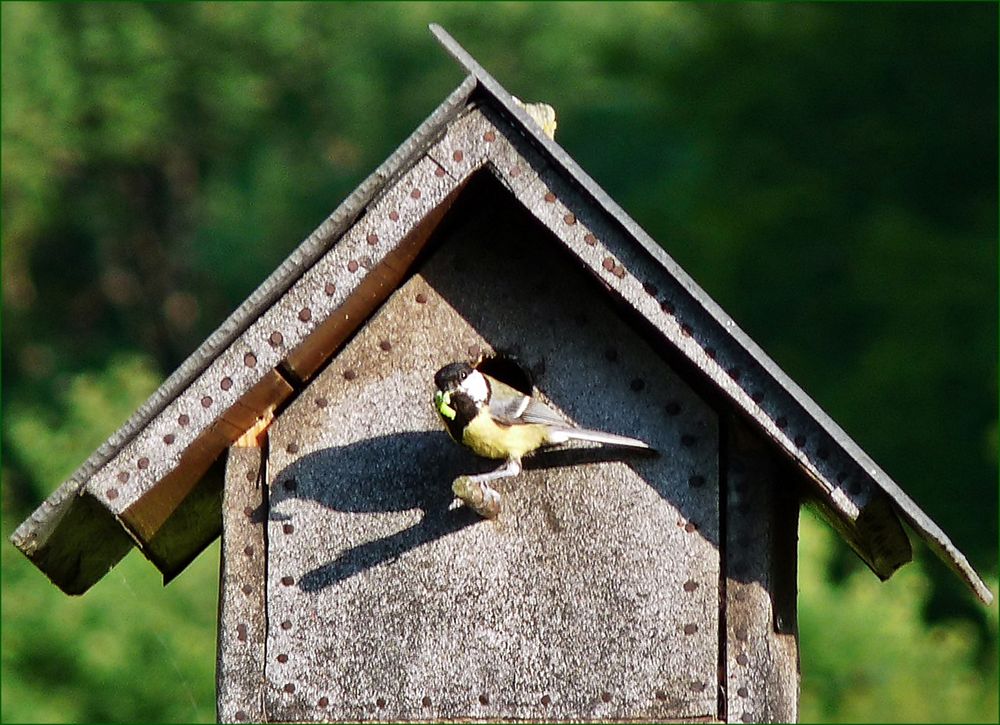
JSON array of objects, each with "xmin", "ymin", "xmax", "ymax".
[{"xmin": 434, "ymin": 361, "xmax": 475, "ymax": 393}]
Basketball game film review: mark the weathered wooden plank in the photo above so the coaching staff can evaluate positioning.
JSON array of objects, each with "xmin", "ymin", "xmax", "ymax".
[
  {"xmin": 283, "ymin": 156, "xmax": 468, "ymax": 381},
  {"xmin": 118, "ymin": 370, "xmax": 294, "ymax": 543},
  {"xmin": 262, "ymin": 180, "xmax": 720, "ymax": 722},
  {"xmin": 724, "ymin": 418, "xmax": 799, "ymax": 724},
  {"xmin": 217, "ymin": 444, "xmax": 268, "ymax": 724}
]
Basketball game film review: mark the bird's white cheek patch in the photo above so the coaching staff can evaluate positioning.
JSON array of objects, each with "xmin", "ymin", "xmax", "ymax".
[{"xmin": 460, "ymin": 371, "xmax": 490, "ymax": 404}]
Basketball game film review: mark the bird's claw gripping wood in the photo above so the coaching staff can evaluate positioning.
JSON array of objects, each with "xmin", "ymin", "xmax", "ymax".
[
  {"xmin": 451, "ymin": 458, "xmax": 523, "ymax": 519},
  {"xmin": 452, "ymin": 476, "xmax": 502, "ymax": 519}
]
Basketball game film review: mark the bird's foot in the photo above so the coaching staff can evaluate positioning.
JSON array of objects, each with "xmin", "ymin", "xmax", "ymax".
[{"xmin": 452, "ymin": 476, "xmax": 502, "ymax": 519}]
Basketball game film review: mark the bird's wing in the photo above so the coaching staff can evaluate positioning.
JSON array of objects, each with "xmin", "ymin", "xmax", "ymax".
[{"xmin": 485, "ymin": 374, "xmax": 568, "ymax": 427}]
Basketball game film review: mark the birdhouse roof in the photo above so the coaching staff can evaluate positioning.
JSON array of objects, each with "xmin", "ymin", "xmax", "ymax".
[{"xmin": 11, "ymin": 25, "xmax": 991, "ymax": 605}]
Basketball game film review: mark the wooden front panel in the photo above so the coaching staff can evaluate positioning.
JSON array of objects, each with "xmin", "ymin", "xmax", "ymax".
[{"xmin": 262, "ymin": 181, "xmax": 721, "ymax": 721}]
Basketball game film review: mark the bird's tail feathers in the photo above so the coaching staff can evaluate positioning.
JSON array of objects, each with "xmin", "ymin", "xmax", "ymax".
[{"xmin": 548, "ymin": 427, "xmax": 651, "ymax": 450}]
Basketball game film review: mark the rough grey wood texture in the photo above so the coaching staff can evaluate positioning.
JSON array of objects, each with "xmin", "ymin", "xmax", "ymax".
[
  {"xmin": 217, "ymin": 446, "xmax": 268, "ymax": 724},
  {"xmin": 430, "ymin": 24, "xmax": 991, "ymax": 605},
  {"xmin": 724, "ymin": 419, "xmax": 799, "ymax": 723},
  {"xmin": 9, "ymin": 76, "xmax": 476, "ymax": 594},
  {"xmin": 262, "ymin": 184, "xmax": 720, "ymax": 721},
  {"xmin": 14, "ymin": 25, "xmax": 991, "ymax": 608}
]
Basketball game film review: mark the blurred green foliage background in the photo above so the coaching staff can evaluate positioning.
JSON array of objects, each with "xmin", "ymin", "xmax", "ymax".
[{"xmin": 2, "ymin": 3, "xmax": 996, "ymax": 722}]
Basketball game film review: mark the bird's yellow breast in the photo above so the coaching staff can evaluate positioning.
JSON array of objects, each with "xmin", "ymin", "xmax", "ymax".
[{"xmin": 462, "ymin": 411, "xmax": 550, "ymax": 460}]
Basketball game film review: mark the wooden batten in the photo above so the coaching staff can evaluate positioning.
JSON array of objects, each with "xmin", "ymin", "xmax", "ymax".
[
  {"xmin": 216, "ymin": 445, "xmax": 268, "ymax": 723},
  {"xmin": 724, "ymin": 417, "xmax": 800, "ymax": 723}
]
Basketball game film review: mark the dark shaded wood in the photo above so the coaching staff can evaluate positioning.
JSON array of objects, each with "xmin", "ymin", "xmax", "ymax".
[
  {"xmin": 724, "ymin": 417, "xmax": 799, "ymax": 723},
  {"xmin": 217, "ymin": 444, "xmax": 268, "ymax": 724}
]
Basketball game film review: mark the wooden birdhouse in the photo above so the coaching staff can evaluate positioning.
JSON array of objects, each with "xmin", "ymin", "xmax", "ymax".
[{"xmin": 12, "ymin": 25, "xmax": 992, "ymax": 724}]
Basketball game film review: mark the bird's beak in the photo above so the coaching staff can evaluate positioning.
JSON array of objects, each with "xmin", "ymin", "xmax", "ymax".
[{"xmin": 434, "ymin": 390, "xmax": 457, "ymax": 420}]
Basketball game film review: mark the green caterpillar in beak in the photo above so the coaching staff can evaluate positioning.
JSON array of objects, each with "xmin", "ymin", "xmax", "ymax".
[{"xmin": 434, "ymin": 390, "xmax": 456, "ymax": 420}]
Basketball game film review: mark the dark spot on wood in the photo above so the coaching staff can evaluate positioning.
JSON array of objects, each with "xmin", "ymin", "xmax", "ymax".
[
  {"xmin": 286, "ymin": 442, "xmax": 299, "ymax": 454},
  {"xmin": 284, "ymin": 683, "xmax": 295, "ymax": 694},
  {"xmin": 243, "ymin": 506, "xmax": 253, "ymax": 518},
  {"xmin": 244, "ymin": 546, "xmax": 254, "ymax": 558},
  {"xmin": 318, "ymin": 697, "xmax": 329, "ymax": 708},
  {"xmin": 280, "ymin": 620, "xmax": 292, "ymax": 630},
  {"xmin": 584, "ymin": 232, "xmax": 597, "ymax": 245},
  {"xmin": 600, "ymin": 691, "xmax": 611, "ymax": 703},
  {"xmin": 298, "ymin": 307, "xmax": 312, "ymax": 322},
  {"xmin": 660, "ymin": 299, "xmax": 675, "ymax": 314},
  {"xmin": 277, "ymin": 654, "xmax": 288, "ymax": 663},
  {"xmin": 541, "ymin": 694, "xmax": 551, "ymax": 706},
  {"xmin": 564, "ymin": 212, "xmax": 576, "ymax": 225},
  {"xmin": 479, "ymin": 694, "xmax": 489, "ymax": 706},
  {"xmin": 283, "ymin": 523, "xmax": 294, "ymax": 535},
  {"xmin": 324, "ymin": 281, "xmax": 336, "ymax": 296},
  {"xmin": 237, "ymin": 623, "xmax": 247, "ymax": 642},
  {"xmin": 376, "ymin": 697, "xmax": 386, "ymax": 708},
  {"xmin": 117, "ymin": 471, "xmax": 129, "ymax": 483},
  {"xmin": 316, "ymin": 397, "xmax": 328, "ymax": 408},
  {"xmin": 367, "ymin": 233, "xmax": 379, "ymax": 246},
  {"xmin": 705, "ymin": 347, "xmax": 717, "ymax": 360},
  {"xmin": 347, "ymin": 260, "xmax": 359, "ymax": 273},
  {"xmin": 683, "ymin": 623, "xmax": 698, "ymax": 635},
  {"xmin": 602, "ymin": 257, "xmax": 615, "ymax": 271},
  {"xmin": 415, "ymin": 293, "xmax": 427, "ymax": 304},
  {"xmin": 483, "ymin": 130, "xmax": 496, "ymax": 142},
  {"xmin": 269, "ymin": 331, "xmax": 284, "ymax": 347},
  {"xmin": 379, "ymin": 339, "xmax": 392, "ymax": 352},
  {"xmin": 690, "ymin": 681, "xmax": 706, "ymax": 693},
  {"xmin": 680, "ymin": 323, "xmax": 693, "ymax": 337},
  {"xmin": 281, "ymin": 576, "xmax": 295, "ymax": 586},
  {"xmin": 410, "ymin": 188, "xmax": 421, "ymax": 199},
  {"xmin": 683, "ymin": 579, "xmax": 699, "ymax": 592},
  {"xmin": 453, "ymin": 149, "xmax": 464, "ymax": 162},
  {"xmin": 137, "ymin": 457, "xmax": 150, "ymax": 470},
  {"xmin": 613, "ymin": 264, "xmax": 626, "ymax": 278},
  {"xmin": 201, "ymin": 395, "xmax": 213, "ymax": 408},
  {"xmin": 684, "ymin": 522, "xmax": 697, "ymax": 533},
  {"xmin": 738, "ymin": 686, "xmax": 749, "ymax": 698},
  {"xmin": 655, "ymin": 690, "xmax": 667, "ymax": 701},
  {"xmin": 343, "ymin": 369, "xmax": 356, "ymax": 381},
  {"xmin": 242, "ymin": 584, "xmax": 252, "ymax": 595},
  {"xmin": 221, "ymin": 376, "xmax": 233, "ymax": 390},
  {"xmin": 544, "ymin": 191, "xmax": 556, "ymax": 203},
  {"xmin": 388, "ymin": 210, "xmax": 399, "ymax": 221},
  {"xmin": 735, "ymin": 626, "xmax": 748, "ymax": 641},
  {"xmin": 737, "ymin": 653, "xmax": 749, "ymax": 666},
  {"xmin": 234, "ymin": 711, "xmax": 247, "ymax": 721},
  {"xmin": 421, "ymin": 696, "xmax": 431, "ymax": 707},
  {"xmin": 106, "ymin": 488, "xmax": 119, "ymax": 500}
]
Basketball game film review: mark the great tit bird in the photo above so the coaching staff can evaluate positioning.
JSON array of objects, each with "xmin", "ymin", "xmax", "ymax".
[{"xmin": 433, "ymin": 360, "xmax": 650, "ymax": 517}]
